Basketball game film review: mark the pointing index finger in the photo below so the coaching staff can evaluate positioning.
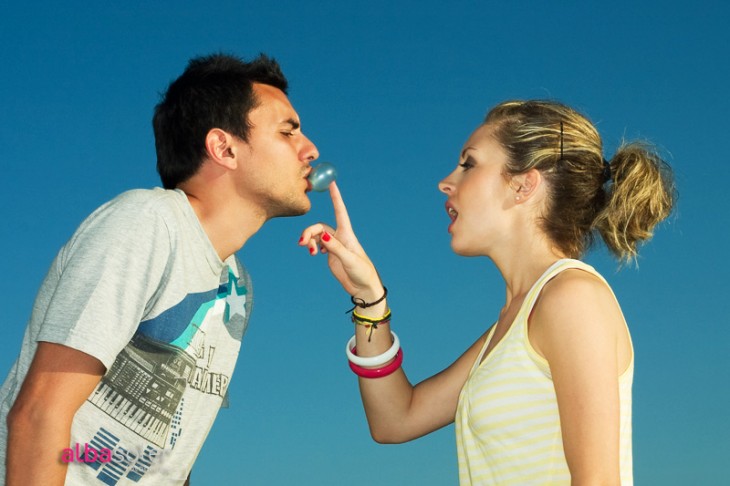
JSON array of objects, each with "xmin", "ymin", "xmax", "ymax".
[{"xmin": 328, "ymin": 182, "xmax": 353, "ymax": 232}]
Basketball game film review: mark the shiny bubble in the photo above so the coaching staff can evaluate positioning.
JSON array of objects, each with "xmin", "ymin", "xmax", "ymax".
[{"xmin": 308, "ymin": 162, "xmax": 338, "ymax": 192}]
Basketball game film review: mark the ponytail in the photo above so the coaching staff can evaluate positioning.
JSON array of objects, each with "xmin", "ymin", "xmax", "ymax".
[{"xmin": 593, "ymin": 142, "xmax": 676, "ymax": 263}]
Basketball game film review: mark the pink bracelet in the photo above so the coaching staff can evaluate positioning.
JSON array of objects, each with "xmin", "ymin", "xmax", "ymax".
[{"xmin": 348, "ymin": 348, "xmax": 404, "ymax": 379}]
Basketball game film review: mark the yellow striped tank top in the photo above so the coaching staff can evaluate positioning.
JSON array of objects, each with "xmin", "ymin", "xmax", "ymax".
[{"xmin": 455, "ymin": 259, "xmax": 633, "ymax": 485}]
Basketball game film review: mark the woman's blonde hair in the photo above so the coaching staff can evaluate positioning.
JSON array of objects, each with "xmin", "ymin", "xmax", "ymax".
[{"xmin": 484, "ymin": 100, "xmax": 675, "ymax": 263}]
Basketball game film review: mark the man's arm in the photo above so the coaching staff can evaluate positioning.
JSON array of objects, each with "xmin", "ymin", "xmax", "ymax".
[{"xmin": 6, "ymin": 342, "xmax": 105, "ymax": 486}]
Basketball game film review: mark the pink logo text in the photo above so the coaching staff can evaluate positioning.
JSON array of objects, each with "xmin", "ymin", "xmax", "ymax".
[{"xmin": 61, "ymin": 443, "xmax": 112, "ymax": 464}]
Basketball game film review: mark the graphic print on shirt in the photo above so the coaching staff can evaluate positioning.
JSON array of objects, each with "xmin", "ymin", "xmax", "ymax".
[{"xmin": 82, "ymin": 267, "xmax": 248, "ymax": 484}]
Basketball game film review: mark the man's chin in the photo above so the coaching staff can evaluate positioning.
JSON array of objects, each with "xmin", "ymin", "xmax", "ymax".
[
  {"xmin": 293, "ymin": 197, "xmax": 312, "ymax": 215},
  {"xmin": 272, "ymin": 199, "xmax": 311, "ymax": 218}
]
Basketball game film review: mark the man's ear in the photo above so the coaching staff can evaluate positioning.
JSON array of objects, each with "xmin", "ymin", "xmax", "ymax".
[
  {"xmin": 205, "ymin": 128, "xmax": 238, "ymax": 170},
  {"xmin": 511, "ymin": 168, "xmax": 542, "ymax": 203}
]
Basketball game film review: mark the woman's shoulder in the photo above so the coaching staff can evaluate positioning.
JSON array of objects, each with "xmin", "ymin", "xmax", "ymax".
[{"xmin": 530, "ymin": 266, "xmax": 623, "ymax": 357}]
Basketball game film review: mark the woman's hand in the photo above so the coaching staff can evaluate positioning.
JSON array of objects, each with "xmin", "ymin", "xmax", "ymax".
[{"xmin": 298, "ymin": 182, "xmax": 383, "ymax": 300}]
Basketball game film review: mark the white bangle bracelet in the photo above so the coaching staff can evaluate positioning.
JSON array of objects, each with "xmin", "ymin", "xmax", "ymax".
[{"xmin": 346, "ymin": 331, "xmax": 400, "ymax": 367}]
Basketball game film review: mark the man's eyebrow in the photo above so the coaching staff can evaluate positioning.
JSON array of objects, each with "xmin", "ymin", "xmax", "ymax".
[{"xmin": 282, "ymin": 118, "xmax": 300, "ymax": 130}]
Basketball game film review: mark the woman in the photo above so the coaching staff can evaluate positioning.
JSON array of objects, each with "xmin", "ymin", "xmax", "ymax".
[{"xmin": 299, "ymin": 100, "xmax": 675, "ymax": 484}]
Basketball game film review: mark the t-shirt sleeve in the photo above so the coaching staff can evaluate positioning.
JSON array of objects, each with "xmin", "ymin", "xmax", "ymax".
[{"xmin": 36, "ymin": 196, "xmax": 172, "ymax": 370}]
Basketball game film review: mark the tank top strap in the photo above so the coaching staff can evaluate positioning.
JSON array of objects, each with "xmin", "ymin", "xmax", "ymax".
[
  {"xmin": 518, "ymin": 259, "xmax": 601, "ymax": 326},
  {"xmin": 468, "ymin": 259, "xmax": 605, "ymax": 377}
]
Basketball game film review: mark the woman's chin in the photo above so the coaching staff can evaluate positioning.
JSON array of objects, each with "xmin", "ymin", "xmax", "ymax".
[{"xmin": 450, "ymin": 239, "xmax": 478, "ymax": 257}]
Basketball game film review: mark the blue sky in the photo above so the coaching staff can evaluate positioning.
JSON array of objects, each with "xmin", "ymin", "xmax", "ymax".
[{"xmin": 1, "ymin": 1, "xmax": 728, "ymax": 484}]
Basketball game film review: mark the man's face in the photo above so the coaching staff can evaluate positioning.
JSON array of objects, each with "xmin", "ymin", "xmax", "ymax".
[{"xmin": 233, "ymin": 83, "xmax": 319, "ymax": 218}]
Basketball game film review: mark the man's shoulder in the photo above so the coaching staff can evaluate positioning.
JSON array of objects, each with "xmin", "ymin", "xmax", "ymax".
[
  {"xmin": 87, "ymin": 188, "xmax": 184, "ymax": 224},
  {"xmin": 108, "ymin": 187, "xmax": 181, "ymax": 209},
  {"xmin": 66, "ymin": 188, "xmax": 184, "ymax": 249}
]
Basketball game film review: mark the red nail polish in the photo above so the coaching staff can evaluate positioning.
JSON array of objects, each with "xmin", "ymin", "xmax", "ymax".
[
  {"xmin": 309, "ymin": 247, "xmax": 315, "ymax": 255},
  {"xmin": 322, "ymin": 232, "xmax": 331, "ymax": 242},
  {"xmin": 298, "ymin": 236, "xmax": 304, "ymax": 243}
]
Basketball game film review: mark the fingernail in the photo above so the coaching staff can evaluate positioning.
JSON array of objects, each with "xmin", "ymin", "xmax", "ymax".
[
  {"xmin": 298, "ymin": 236, "xmax": 304, "ymax": 243},
  {"xmin": 322, "ymin": 232, "xmax": 331, "ymax": 242},
  {"xmin": 309, "ymin": 247, "xmax": 315, "ymax": 255}
]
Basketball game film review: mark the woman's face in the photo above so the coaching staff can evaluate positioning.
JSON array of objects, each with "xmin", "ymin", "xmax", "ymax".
[{"xmin": 438, "ymin": 124, "xmax": 517, "ymax": 256}]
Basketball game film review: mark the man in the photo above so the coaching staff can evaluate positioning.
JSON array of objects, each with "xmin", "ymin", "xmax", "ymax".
[{"xmin": 0, "ymin": 53, "xmax": 319, "ymax": 485}]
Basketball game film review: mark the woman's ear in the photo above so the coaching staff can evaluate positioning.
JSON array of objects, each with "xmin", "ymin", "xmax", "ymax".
[{"xmin": 511, "ymin": 168, "xmax": 542, "ymax": 203}]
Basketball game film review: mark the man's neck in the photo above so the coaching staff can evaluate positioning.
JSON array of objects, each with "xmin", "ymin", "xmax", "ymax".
[{"xmin": 182, "ymin": 189, "xmax": 266, "ymax": 261}]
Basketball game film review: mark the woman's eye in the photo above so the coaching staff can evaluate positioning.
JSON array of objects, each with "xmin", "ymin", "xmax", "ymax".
[{"xmin": 459, "ymin": 156, "xmax": 476, "ymax": 170}]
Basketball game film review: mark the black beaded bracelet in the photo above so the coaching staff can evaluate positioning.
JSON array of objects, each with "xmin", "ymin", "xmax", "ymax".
[{"xmin": 346, "ymin": 286, "xmax": 387, "ymax": 314}]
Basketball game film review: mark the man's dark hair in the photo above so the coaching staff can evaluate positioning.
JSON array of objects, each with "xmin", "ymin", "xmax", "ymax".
[{"xmin": 153, "ymin": 53, "xmax": 288, "ymax": 189}]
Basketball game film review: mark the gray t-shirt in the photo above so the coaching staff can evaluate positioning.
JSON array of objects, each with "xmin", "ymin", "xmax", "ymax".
[{"xmin": 0, "ymin": 188, "xmax": 252, "ymax": 485}]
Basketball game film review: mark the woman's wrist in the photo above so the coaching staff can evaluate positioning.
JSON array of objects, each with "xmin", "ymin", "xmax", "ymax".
[
  {"xmin": 353, "ymin": 282, "xmax": 385, "ymax": 302},
  {"xmin": 348, "ymin": 285, "xmax": 388, "ymax": 316}
]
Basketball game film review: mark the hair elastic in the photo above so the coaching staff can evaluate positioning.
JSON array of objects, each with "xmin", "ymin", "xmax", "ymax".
[{"xmin": 602, "ymin": 158, "xmax": 612, "ymax": 182}]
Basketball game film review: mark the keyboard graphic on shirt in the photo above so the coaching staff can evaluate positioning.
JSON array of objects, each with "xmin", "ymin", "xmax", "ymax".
[{"xmin": 88, "ymin": 333, "xmax": 195, "ymax": 447}]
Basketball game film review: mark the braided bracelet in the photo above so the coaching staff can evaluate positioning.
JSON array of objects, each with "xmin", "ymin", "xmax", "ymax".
[{"xmin": 352, "ymin": 309, "xmax": 391, "ymax": 342}]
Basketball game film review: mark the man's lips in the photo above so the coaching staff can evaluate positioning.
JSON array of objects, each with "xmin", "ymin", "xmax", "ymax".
[{"xmin": 304, "ymin": 168, "xmax": 313, "ymax": 192}]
